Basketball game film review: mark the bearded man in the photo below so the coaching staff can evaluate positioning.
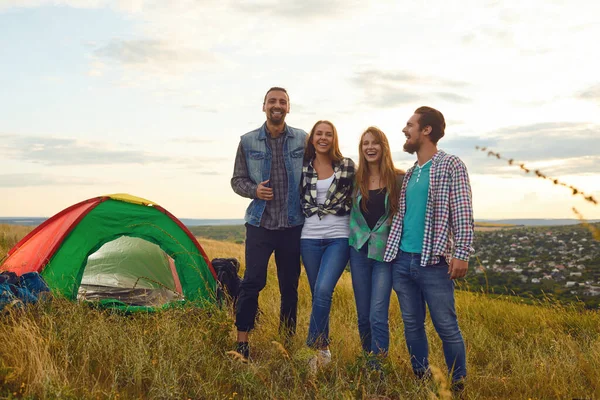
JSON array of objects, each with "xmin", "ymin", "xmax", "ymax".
[
  {"xmin": 231, "ymin": 87, "xmax": 308, "ymax": 359},
  {"xmin": 384, "ymin": 106, "xmax": 474, "ymax": 392}
]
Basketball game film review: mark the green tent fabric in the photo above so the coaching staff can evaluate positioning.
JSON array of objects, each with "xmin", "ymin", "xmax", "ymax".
[
  {"xmin": 78, "ymin": 236, "xmax": 182, "ymax": 307},
  {"xmin": 81, "ymin": 236, "xmax": 176, "ymax": 290},
  {"xmin": 43, "ymin": 199, "xmax": 215, "ymax": 308}
]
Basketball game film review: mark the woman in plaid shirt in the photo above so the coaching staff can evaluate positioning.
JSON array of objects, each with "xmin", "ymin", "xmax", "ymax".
[
  {"xmin": 348, "ymin": 127, "xmax": 404, "ymax": 371},
  {"xmin": 300, "ymin": 120, "xmax": 355, "ymax": 372}
]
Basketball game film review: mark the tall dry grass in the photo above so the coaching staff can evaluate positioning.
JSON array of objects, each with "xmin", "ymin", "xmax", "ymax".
[
  {"xmin": 0, "ymin": 224, "xmax": 33, "ymax": 257},
  {"xmin": 1, "ymin": 236, "xmax": 599, "ymax": 399}
]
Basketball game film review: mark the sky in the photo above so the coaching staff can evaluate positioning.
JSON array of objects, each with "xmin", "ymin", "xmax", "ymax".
[{"xmin": 1, "ymin": 0, "xmax": 599, "ymax": 220}]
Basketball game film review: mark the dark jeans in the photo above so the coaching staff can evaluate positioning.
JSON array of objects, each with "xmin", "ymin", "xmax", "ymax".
[{"xmin": 235, "ymin": 224, "xmax": 302, "ymax": 335}]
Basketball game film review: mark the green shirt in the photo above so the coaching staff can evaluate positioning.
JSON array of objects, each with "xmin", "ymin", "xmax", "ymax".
[
  {"xmin": 400, "ymin": 160, "xmax": 431, "ymax": 253},
  {"xmin": 349, "ymin": 191, "xmax": 392, "ymax": 262}
]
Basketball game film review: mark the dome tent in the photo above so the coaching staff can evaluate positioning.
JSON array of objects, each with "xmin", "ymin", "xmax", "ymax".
[{"xmin": 0, "ymin": 194, "xmax": 216, "ymax": 311}]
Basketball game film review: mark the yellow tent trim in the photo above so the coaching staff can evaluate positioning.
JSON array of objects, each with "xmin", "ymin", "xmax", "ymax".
[{"xmin": 105, "ymin": 193, "xmax": 157, "ymax": 207}]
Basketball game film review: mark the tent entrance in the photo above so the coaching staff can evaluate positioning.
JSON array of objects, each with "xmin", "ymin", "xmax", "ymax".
[{"xmin": 77, "ymin": 236, "xmax": 183, "ymax": 307}]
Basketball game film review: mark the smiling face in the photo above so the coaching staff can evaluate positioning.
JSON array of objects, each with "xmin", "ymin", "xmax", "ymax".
[
  {"xmin": 312, "ymin": 122, "xmax": 334, "ymax": 155},
  {"xmin": 262, "ymin": 89, "xmax": 289, "ymax": 125},
  {"xmin": 361, "ymin": 131, "xmax": 382, "ymax": 164},
  {"xmin": 304, "ymin": 120, "xmax": 342, "ymax": 162},
  {"xmin": 402, "ymin": 113, "xmax": 430, "ymax": 154}
]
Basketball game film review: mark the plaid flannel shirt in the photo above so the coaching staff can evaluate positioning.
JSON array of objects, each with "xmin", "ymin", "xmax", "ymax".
[
  {"xmin": 301, "ymin": 157, "xmax": 355, "ymax": 218},
  {"xmin": 383, "ymin": 150, "xmax": 474, "ymax": 265}
]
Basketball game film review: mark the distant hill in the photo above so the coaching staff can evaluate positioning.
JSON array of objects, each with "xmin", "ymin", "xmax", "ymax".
[
  {"xmin": 0, "ymin": 217, "xmax": 47, "ymax": 226},
  {"xmin": 179, "ymin": 218, "xmax": 245, "ymax": 226},
  {"xmin": 477, "ymin": 219, "xmax": 600, "ymax": 226}
]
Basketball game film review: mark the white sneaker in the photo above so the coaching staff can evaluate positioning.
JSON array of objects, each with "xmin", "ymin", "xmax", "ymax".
[{"xmin": 308, "ymin": 349, "xmax": 332, "ymax": 374}]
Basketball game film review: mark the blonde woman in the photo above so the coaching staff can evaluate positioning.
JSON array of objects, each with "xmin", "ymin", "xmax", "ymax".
[{"xmin": 348, "ymin": 126, "xmax": 404, "ymax": 370}]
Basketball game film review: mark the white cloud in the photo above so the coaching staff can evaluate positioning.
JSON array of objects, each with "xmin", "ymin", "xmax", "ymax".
[
  {"xmin": 88, "ymin": 60, "xmax": 105, "ymax": 77},
  {"xmin": 579, "ymin": 84, "xmax": 600, "ymax": 105},
  {"xmin": 0, "ymin": 134, "xmax": 169, "ymax": 166},
  {"xmin": 234, "ymin": 0, "xmax": 361, "ymax": 19},
  {"xmin": 171, "ymin": 137, "xmax": 215, "ymax": 144},
  {"xmin": 94, "ymin": 39, "xmax": 217, "ymax": 72},
  {"xmin": 350, "ymin": 70, "xmax": 471, "ymax": 108},
  {"xmin": 0, "ymin": 173, "xmax": 98, "ymax": 187},
  {"xmin": 0, "ymin": 0, "xmax": 143, "ymax": 12},
  {"xmin": 0, "ymin": 134, "xmax": 229, "ymax": 170},
  {"xmin": 181, "ymin": 105, "xmax": 218, "ymax": 113}
]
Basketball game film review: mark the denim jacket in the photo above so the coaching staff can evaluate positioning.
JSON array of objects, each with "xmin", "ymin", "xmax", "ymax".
[{"xmin": 238, "ymin": 123, "xmax": 307, "ymax": 227}]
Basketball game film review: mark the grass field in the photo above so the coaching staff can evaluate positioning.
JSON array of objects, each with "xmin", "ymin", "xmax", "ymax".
[
  {"xmin": 188, "ymin": 225, "xmax": 246, "ymax": 244},
  {"xmin": 1, "ymin": 228, "xmax": 600, "ymax": 399},
  {"xmin": 0, "ymin": 224, "xmax": 33, "ymax": 256}
]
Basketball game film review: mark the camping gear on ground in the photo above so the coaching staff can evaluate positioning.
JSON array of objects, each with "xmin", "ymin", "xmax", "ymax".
[
  {"xmin": 0, "ymin": 194, "xmax": 217, "ymax": 312},
  {"xmin": 0, "ymin": 271, "xmax": 50, "ymax": 311},
  {"xmin": 212, "ymin": 258, "xmax": 241, "ymax": 309}
]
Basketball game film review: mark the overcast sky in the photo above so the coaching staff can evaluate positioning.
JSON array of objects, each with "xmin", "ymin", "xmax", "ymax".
[{"xmin": 1, "ymin": 0, "xmax": 599, "ymax": 220}]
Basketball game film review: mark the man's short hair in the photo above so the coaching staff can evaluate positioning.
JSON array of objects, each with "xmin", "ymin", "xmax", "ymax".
[
  {"xmin": 263, "ymin": 87, "xmax": 289, "ymax": 104},
  {"xmin": 414, "ymin": 106, "xmax": 445, "ymax": 144}
]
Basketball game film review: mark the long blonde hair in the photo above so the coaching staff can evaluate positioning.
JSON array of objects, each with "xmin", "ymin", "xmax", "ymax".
[{"xmin": 356, "ymin": 126, "xmax": 404, "ymax": 218}]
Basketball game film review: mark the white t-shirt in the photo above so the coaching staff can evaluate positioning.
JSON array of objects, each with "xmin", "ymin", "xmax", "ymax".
[{"xmin": 301, "ymin": 174, "xmax": 350, "ymax": 239}]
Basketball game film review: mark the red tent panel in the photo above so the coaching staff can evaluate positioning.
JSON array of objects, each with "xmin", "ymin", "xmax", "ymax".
[
  {"xmin": 1, "ymin": 198, "xmax": 103, "ymax": 274},
  {"xmin": 168, "ymin": 257, "xmax": 183, "ymax": 294}
]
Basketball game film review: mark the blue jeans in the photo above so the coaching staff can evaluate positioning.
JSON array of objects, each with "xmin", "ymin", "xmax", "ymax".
[
  {"xmin": 392, "ymin": 251, "xmax": 466, "ymax": 382},
  {"xmin": 301, "ymin": 238, "xmax": 350, "ymax": 348},
  {"xmin": 349, "ymin": 246, "xmax": 392, "ymax": 357}
]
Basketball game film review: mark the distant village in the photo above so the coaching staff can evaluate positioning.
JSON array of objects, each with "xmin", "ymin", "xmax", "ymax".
[{"xmin": 468, "ymin": 224, "xmax": 600, "ymax": 307}]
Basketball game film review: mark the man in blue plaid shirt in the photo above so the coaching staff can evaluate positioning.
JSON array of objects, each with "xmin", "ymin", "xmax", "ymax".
[{"xmin": 384, "ymin": 106, "xmax": 474, "ymax": 391}]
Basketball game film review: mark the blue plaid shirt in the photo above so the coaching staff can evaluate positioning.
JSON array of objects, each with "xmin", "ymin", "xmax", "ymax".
[{"xmin": 383, "ymin": 150, "xmax": 474, "ymax": 266}]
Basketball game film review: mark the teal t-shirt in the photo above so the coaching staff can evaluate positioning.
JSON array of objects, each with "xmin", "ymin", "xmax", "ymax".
[{"xmin": 400, "ymin": 160, "xmax": 431, "ymax": 253}]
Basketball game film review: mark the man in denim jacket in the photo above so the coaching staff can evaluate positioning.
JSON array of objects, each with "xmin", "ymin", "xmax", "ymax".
[{"xmin": 231, "ymin": 87, "xmax": 307, "ymax": 359}]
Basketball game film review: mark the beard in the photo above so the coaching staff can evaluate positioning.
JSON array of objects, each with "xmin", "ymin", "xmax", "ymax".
[
  {"xmin": 267, "ymin": 109, "xmax": 286, "ymax": 125},
  {"xmin": 403, "ymin": 141, "xmax": 419, "ymax": 154}
]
